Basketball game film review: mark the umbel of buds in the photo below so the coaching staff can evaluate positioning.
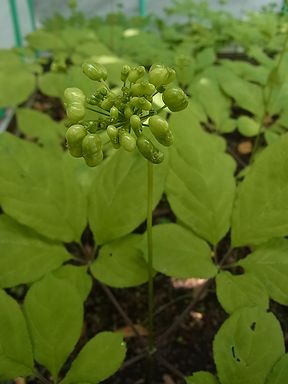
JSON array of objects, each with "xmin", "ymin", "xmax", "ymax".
[{"xmin": 64, "ymin": 62, "xmax": 188, "ymax": 167}]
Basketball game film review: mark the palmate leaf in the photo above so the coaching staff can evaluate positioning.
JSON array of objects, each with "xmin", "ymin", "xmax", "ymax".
[
  {"xmin": 232, "ymin": 133, "xmax": 288, "ymax": 246},
  {"xmin": 166, "ymin": 104, "xmax": 236, "ymax": 245},
  {"xmin": 24, "ymin": 274, "xmax": 83, "ymax": 381},
  {"xmin": 0, "ymin": 133, "xmax": 87, "ymax": 242},
  {"xmin": 0, "ymin": 290, "xmax": 34, "ymax": 380},
  {"xmin": 213, "ymin": 307, "xmax": 285, "ymax": 384},
  {"xmin": 0, "ymin": 215, "xmax": 70, "ymax": 288},
  {"xmin": 88, "ymin": 149, "xmax": 168, "ymax": 245}
]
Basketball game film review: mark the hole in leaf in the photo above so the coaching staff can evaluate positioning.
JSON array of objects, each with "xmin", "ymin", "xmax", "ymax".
[
  {"xmin": 250, "ymin": 322, "xmax": 256, "ymax": 331},
  {"xmin": 231, "ymin": 346, "xmax": 241, "ymax": 363},
  {"xmin": 232, "ymin": 346, "xmax": 236, "ymax": 358}
]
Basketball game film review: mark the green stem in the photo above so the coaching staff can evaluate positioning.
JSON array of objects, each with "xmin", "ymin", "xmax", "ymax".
[
  {"xmin": 85, "ymin": 106, "xmax": 110, "ymax": 116},
  {"xmin": 147, "ymin": 160, "xmax": 154, "ymax": 355},
  {"xmin": 157, "ymin": 105, "xmax": 167, "ymax": 114}
]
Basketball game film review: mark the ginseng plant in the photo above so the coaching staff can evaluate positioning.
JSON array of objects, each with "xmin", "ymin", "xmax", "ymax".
[{"xmin": 64, "ymin": 61, "xmax": 188, "ymax": 381}]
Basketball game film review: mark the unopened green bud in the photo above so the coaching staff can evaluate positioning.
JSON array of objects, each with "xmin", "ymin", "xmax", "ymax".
[
  {"xmin": 127, "ymin": 66, "xmax": 145, "ymax": 83},
  {"xmin": 162, "ymin": 87, "xmax": 188, "ymax": 112},
  {"xmin": 82, "ymin": 62, "xmax": 108, "ymax": 81},
  {"xmin": 67, "ymin": 101, "xmax": 85, "ymax": 123},
  {"xmin": 64, "ymin": 87, "xmax": 85, "ymax": 104},
  {"xmin": 148, "ymin": 64, "xmax": 176, "ymax": 88},
  {"xmin": 121, "ymin": 65, "xmax": 131, "ymax": 82},
  {"xmin": 119, "ymin": 130, "xmax": 136, "ymax": 152},
  {"xmin": 130, "ymin": 115, "xmax": 142, "ymax": 136},
  {"xmin": 136, "ymin": 135, "xmax": 164, "ymax": 164},
  {"xmin": 107, "ymin": 125, "xmax": 120, "ymax": 148}
]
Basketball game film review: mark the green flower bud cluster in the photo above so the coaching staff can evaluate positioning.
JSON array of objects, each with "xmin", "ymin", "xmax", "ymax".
[{"xmin": 64, "ymin": 62, "xmax": 188, "ymax": 167}]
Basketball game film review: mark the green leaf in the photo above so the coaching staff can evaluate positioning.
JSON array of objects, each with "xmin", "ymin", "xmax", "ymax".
[
  {"xmin": 190, "ymin": 76, "xmax": 231, "ymax": 128},
  {"xmin": 232, "ymin": 134, "xmax": 288, "ymax": 246},
  {"xmin": 24, "ymin": 274, "xmax": 83, "ymax": 381},
  {"xmin": 53, "ymin": 265, "xmax": 92, "ymax": 302},
  {"xmin": 265, "ymin": 354, "xmax": 288, "ymax": 384},
  {"xmin": 16, "ymin": 108, "xmax": 65, "ymax": 150},
  {"xmin": 238, "ymin": 238, "xmax": 288, "ymax": 305},
  {"xmin": 196, "ymin": 48, "xmax": 216, "ymax": 71},
  {"xmin": 61, "ymin": 332, "xmax": 126, "ymax": 384},
  {"xmin": 89, "ymin": 149, "xmax": 167, "ymax": 245},
  {"xmin": 0, "ymin": 70, "xmax": 35, "ymax": 107},
  {"xmin": 216, "ymin": 271, "xmax": 269, "ymax": 314},
  {"xmin": 213, "ymin": 307, "xmax": 285, "ymax": 384},
  {"xmin": 217, "ymin": 67, "xmax": 264, "ymax": 117},
  {"xmin": 0, "ymin": 215, "xmax": 70, "ymax": 288},
  {"xmin": 237, "ymin": 116, "xmax": 260, "ymax": 137},
  {"xmin": 186, "ymin": 371, "xmax": 219, "ymax": 384},
  {"xmin": 0, "ymin": 133, "xmax": 87, "ymax": 242},
  {"xmin": 143, "ymin": 223, "xmax": 217, "ymax": 279},
  {"xmin": 90, "ymin": 234, "xmax": 148, "ymax": 287},
  {"xmin": 166, "ymin": 104, "xmax": 236, "ymax": 245},
  {"xmin": 27, "ymin": 30, "xmax": 67, "ymax": 51},
  {"xmin": 0, "ymin": 290, "xmax": 34, "ymax": 380},
  {"xmin": 38, "ymin": 65, "xmax": 97, "ymax": 100}
]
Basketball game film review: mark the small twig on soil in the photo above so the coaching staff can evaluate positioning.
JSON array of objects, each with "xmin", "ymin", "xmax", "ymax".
[
  {"xmin": 157, "ymin": 354, "xmax": 185, "ymax": 380},
  {"xmin": 153, "ymin": 293, "xmax": 192, "ymax": 318},
  {"xmin": 227, "ymin": 145, "xmax": 247, "ymax": 168},
  {"xmin": 98, "ymin": 282, "xmax": 144, "ymax": 341},
  {"xmin": 120, "ymin": 352, "xmax": 147, "ymax": 371},
  {"xmin": 157, "ymin": 280, "xmax": 211, "ymax": 346}
]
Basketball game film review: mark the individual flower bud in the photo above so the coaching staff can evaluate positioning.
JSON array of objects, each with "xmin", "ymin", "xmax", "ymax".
[
  {"xmin": 64, "ymin": 87, "xmax": 85, "ymax": 104},
  {"xmin": 82, "ymin": 62, "xmax": 108, "ymax": 81},
  {"xmin": 84, "ymin": 120, "xmax": 98, "ymax": 133},
  {"xmin": 67, "ymin": 101, "xmax": 85, "ymax": 123},
  {"xmin": 82, "ymin": 133, "xmax": 102, "ymax": 158},
  {"xmin": 159, "ymin": 129, "xmax": 174, "ymax": 147},
  {"xmin": 121, "ymin": 65, "xmax": 131, "ymax": 82},
  {"xmin": 100, "ymin": 96, "xmax": 115, "ymax": 111},
  {"xmin": 130, "ymin": 115, "xmax": 142, "ymax": 136},
  {"xmin": 149, "ymin": 115, "xmax": 169, "ymax": 139},
  {"xmin": 110, "ymin": 106, "xmax": 119, "ymax": 122},
  {"xmin": 84, "ymin": 150, "xmax": 103, "ymax": 167},
  {"xmin": 162, "ymin": 87, "xmax": 188, "ymax": 112},
  {"xmin": 124, "ymin": 105, "xmax": 133, "ymax": 119},
  {"xmin": 131, "ymin": 81, "xmax": 156, "ymax": 97},
  {"xmin": 138, "ymin": 97, "xmax": 152, "ymax": 111},
  {"xmin": 65, "ymin": 124, "xmax": 87, "ymax": 157},
  {"xmin": 127, "ymin": 66, "xmax": 145, "ymax": 83},
  {"xmin": 130, "ymin": 97, "xmax": 139, "ymax": 107},
  {"xmin": 107, "ymin": 125, "xmax": 120, "ymax": 148},
  {"xmin": 119, "ymin": 129, "xmax": 136, "ymax": 152},
  {"xmin": 148, "ymin": 64, "xmax": 176, "ymax": 88},
  {"xmin": 136, "ymin": 135, "xmax": 164, "ymax": 164}
]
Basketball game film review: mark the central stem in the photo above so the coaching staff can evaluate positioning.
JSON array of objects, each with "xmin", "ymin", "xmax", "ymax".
[
  {"xmin": 146, "ymin": 160, "xmax": 156, "ymax": 384},
  {"xmin": 147, "ymin": 160, "xmax": 154, "ymax": 354}
]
